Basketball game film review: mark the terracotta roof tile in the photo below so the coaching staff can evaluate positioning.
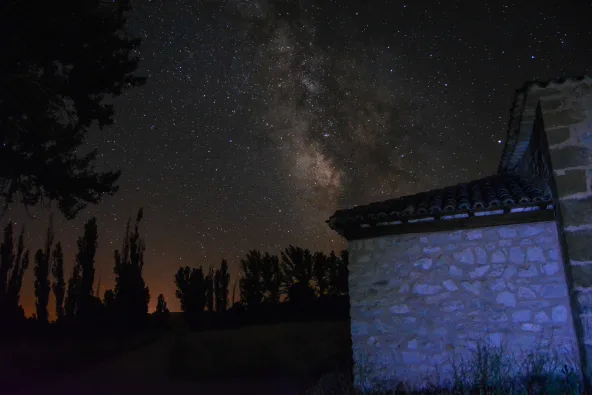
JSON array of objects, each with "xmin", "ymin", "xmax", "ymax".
[{"xmin": 327, "ymin": 173, "xmax": 552, "ymax": 230}]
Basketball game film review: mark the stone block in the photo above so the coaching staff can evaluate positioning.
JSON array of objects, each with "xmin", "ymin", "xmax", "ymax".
[
  {"xmin": 576, "ymin": 291, "xmax": 592, "ymax": 314},
  {"xmin": 412, "ymin": 284, "xmax": 442, "ymax": 295},
  {"xmin": 466, "ymin": 230, "xmax": 483, "ymax": 240},
  {"xmin": 475, "ymin": 247, "xmax": 487, "ymax": 264},
  {"xmin": 564, "ymin": 230, "xmax": 592, "ymax": 261},
  {"xmin": 509, "ymin": 247, "xmax": 525, "ymax": 264},
  {"xmin": 469, "ymin": 265, "xmax": 491, "ymax": 279},
  {"xmin": 442, "ymin": 279, "xmax": 459, "ymax": 291},
  {"xmin": 552, "ymin": 305, "xmax": 569, "ymax": 323},
  {"xmin": 540, "ymin": 284, "xmax": 568, "ymax": 298},
  {"xmin": 542, "ymin": 261, "xmax": 560, "ymax": 275},
  {"xmin": 547, "ymin": 127, "xmax": 571, "ymax": 145},
  {"xmin": 543, "ymin": 108, "xmax": 586, "ymax": 129},
  {"xmin": 555, "ymin": 169, "xmax": 587, "ymax": 197},
  {"xmin": 352, "ymin": 321, "xmax": 369, "ymax": 335},
  {"xmin": 489, "ymin": 278, "xmax": 507, "ymax": 291},
  {"xmin": 518, "ymin": 263, "xmax": 539, "ymax": 277},
  {"xmin": 518, "ymin": 286, "xmax": 537, "ymax": 299},
  {"xmin": 560, "ymin": 198, "xmax": 592, "ymax": 226},
  {"xmin": 461, "ymin": 281, "xmax": 482, "ymax": 295},
  {"xmin": 491, "ymin": 249, "xmax": 507, "ymax": 263},
  {"xmin": 521, "ymin": 323, "xmax": 542, "ymax": 332},
  {"xmin": 526, "ymin": 246, "xmax": 545, "ymax": 262},
  {"xmin": 571, "ymin": 264, "xmax": 592, "ymax": 288},
  {"xmin": 498, "ymin": 227, "xmax": 518, "ymax": 238},
  {"xmin": 496, "ymin": 291, "xmax": 517, "ymax": 307},
  {"xmin": 550, "ymin": 146, "xmax": 592, "ymax": 169},
  {"xmin": 512, "ymin": 310, "xmax": 532, "ymax": 322},
  {"xmin": 534, "ymin": 311, "xmax": 550, "ymax": 323},
  {"xmin": 454, "ymin": 248, "xmax": 475, "ymax": 265}
]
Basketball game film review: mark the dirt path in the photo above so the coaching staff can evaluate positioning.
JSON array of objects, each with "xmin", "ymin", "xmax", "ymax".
[{"xmin": 8, "ymin": 331, "xmax": 305, "ymax": 395}]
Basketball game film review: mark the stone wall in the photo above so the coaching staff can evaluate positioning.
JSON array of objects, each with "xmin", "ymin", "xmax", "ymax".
[
  {"xmin": 348, "ymin": 221, "xmax": 579, "ymax": 389},
  {"xmin": 525, "ymin": 77, "xmax": 592, "ymax": 386}
]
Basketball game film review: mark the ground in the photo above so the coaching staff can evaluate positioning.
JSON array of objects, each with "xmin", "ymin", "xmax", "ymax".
[{"xmin": 4, "ymin": 320, "xmax": 351, "ymax": 395}]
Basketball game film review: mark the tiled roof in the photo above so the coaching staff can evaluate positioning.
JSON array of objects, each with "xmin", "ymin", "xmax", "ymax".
[{"xmin": 327, "ymin": 173, "xmax": 553, "ymax": 231}]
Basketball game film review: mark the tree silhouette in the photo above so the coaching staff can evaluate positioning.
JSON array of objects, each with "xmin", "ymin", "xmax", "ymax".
[
  {"xmin": 313, "ymin": 251, "xmax": 329, "ymax": 297},
  {"xmin": 34, "ymin": 216, "xmax": 54, "ymax": 324},
  {"xmin": 239, "ymin": 250, "xmax": 265, "ymax": 308},
  {"xmin": 156, "ymin": 294, "xmax": 169, "ymax": 314},
  {"xmin": 0, "ymin": 0, "xmax": 146, "ymax": 218},
  {"xmin": 205, "ymin": 266, "xmax": 214, "ymax": 313},
  {"xmin": 6, "ymin": 226, "xmax": 29, "ymax": 320},
  {"xmin": 174, "ymin": 265, "xmax": 206, "ymax": 327},
  {"xmin": 1, "ymin": 223, "xmax": 29, "ymax": 322},
  {"xmin": 113, "ymin": 209, "xmax": 150, "ymax": 329},
  {"xmin": 281, "ymin": 245, "xmax": 315, "ymax": 304},
  {"xmin": 51, "ymin": 242, "xmax": 66, "ymax": 321},
  {"xmin": 0, "ymin": 222, "xmax": 14, "ymax": 308},
  {"xmin": 261, "ymin": 252, "xmax": 282, "ymax": 304},
  {"xmin": 103, "ymin": 289, "xmax": 116, "ymax": 316},
  {"xmin": 75, "ymin": 217, "xmax": 98, "ymax": 319},
  {"xmin": 64, "ymin": 261, "xmax": 81, "ymax": 318},
  {"xmin": 326, "ymin": 250, "xmax": 349, "ymax": 297},
  {"xmin": 214, "ymin": 259, "xmax": 230, "ymax": 312}
]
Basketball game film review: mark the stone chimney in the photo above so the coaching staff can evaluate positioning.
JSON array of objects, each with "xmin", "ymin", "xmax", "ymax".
[{"xmin": 516, "ymin": 76, "xmax": 592, "ymax": 387}]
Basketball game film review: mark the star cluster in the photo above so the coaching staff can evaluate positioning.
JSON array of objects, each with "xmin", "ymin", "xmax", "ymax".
[{"xmin": 10, "ymin": 0, "xmax": 592, "ymax": 314}]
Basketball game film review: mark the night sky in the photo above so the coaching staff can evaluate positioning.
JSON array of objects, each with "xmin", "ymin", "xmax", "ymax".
[{"xmin": 8, "ymin": 0, "xmax": 592, "ymax": 315}]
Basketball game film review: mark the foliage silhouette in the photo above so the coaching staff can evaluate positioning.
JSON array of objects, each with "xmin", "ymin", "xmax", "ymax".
[
  {"xmin": 214, "ymin": 259, "xmax": 230, "ymax": 313},
  {"xmin": 239, "ymin": 250, "xmax": 266, "ymax": 308},
  {"xmin": 64, "ymin": 257, "xmax": 81, "ymax": 318},
  {"xmin": 281, "ymin": 245, "xmax": 315, "ymax": 305},
  {"xmin": 1, "ymin": 222, "xmax": 29, "ymax": 324},
  {"xmin": 156, "ymin": 293, "xmax": 169, "ymax": 314},
  {"xmin": 34, "ymin": 216, "xmax": 54, "ymax": 324},
  {"xmin": 175, "ymin": 265, "xmax": 207, "ymax": 329},
  {"xmin": 75, "ymin": 217, "xmax": 98, "ymax": 320},
  {"xmin": 112, "ymin": 208, "xmax": 150, "ymax": 330},
  {"xmin": 261, "ymin": 252, "xmax": 282, "ymax": 304},
  {"xmin": 51, "ymin": 242, "xmax": 66, "ymax": 321},
  {"xmin": 0, "ymin": 0, "xmax": 146, "ymax": 218},
  {"xmin": 205, "ymin": 266, "xmax": 214, "ymax": 313}
]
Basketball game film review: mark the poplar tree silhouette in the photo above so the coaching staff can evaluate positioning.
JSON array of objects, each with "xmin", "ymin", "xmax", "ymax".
[
  {"xmin": 51, "ymin": 242, "xmax": 66, "ymax": 321},
  {"xmin": 76, "ymin": 217, "xmax": 98, "ymax": 320},
  {"xmin": 113, "ymin": 209, "xmax": 150, "ymax": 329},
  {"xmin": 0, "ymin": 0, "xmax": 146, "ymax": 218},
  {"xmin": 203, "ymin": 267, "xmax": 212, "ymax": 313},
  {"xmin": 214, "ymin": 259, "xmax": 230, "ymax": 312},
  {"xmin": 6, "ymin": 226, "xmax": 29, "ymax": 320},
  {"xmin": 1, "ymin": 222, "xmax": 29, "ymax": 321},
  {"xmin": 64, "ymin": 262, "xmax": 81, "ymax": 318},
  {"xmin": 34, "ymin": 216, "xmax": 54, "ymax": 324}
]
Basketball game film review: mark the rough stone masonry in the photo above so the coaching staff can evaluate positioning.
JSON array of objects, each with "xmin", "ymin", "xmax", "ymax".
[
  {"xmin": 522, "ymin": 77, "xmax": 592, "ymax": 388},
  {"xmin": 348, "ymin": 221, "xmax": 579, "ymax": 388}
]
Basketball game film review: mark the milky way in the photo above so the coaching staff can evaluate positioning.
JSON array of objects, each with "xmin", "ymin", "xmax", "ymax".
[{"xmin": 8, "ymin": 0, "xmax": 592, "ymax": 314}]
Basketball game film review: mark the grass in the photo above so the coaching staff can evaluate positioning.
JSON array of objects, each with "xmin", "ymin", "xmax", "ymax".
[
  {"xmin": 307, "ymin": 339, "xmax": 583, "ymax": 395},
  {"xmin": 170, "ymin": 320, "xmax": 352, "ymax": 383},
  {"xmin": 0, "ymin": 329, "xmax": 164, "ymax": 380}
]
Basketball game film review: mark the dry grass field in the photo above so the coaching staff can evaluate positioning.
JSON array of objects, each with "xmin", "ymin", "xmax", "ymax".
[{"xmin": 171, "ymin": 320, "xmax": 352, "ymax": 383}]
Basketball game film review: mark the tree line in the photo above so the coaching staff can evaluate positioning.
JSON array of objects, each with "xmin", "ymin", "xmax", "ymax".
[
  {"xmin": 0, "ymin": 208, "xmax": 349, "ymax": 334},
  {"xmin": 0, "ymin": 209, "xmax": 154, "ymax": 333},
  {"xmin": 173, "ymin": 246, "xmax": 349, "ymax": 329}
]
